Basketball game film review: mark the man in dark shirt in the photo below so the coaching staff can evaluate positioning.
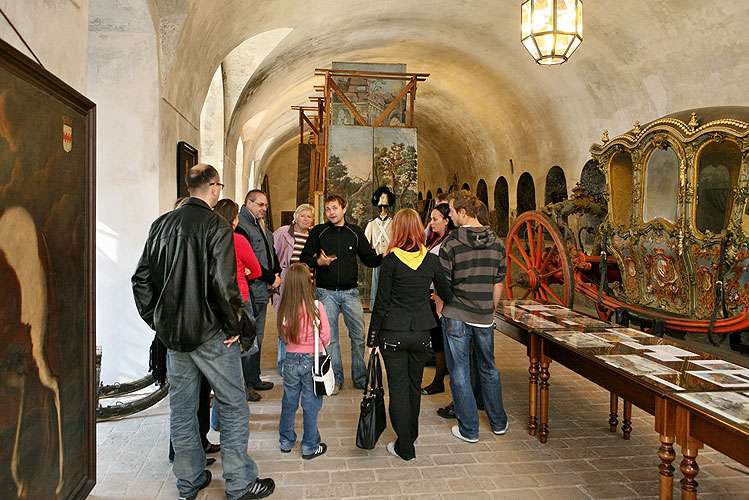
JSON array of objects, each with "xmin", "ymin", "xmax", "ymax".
[
  {"xmin": 300, "ymin": 195, "xmax": 381, "ymax": 392},
  {"xmin": 132, "ymin": 165, "xmax": 274, "ymax": 500}
]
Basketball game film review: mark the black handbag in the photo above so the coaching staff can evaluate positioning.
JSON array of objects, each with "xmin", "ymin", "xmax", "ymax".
[{"xmin": 355, "ymin": 349, "xmax": 387, "ymax": 450}]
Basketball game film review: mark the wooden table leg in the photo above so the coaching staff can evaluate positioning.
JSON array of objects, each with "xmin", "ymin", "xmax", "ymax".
[
  {"xmin": 528, "ymin": 337, "xmax": 539, "ymax": 436},
  {"xmin": 538, "ymin": 352, "xmax": 551, "ymax": 444},
  {"xmin": 674, "ymin": 404, "xmax": 703, "ymax": 500},
  {"xmin": 658, "ymin": 434, "xmax": 676, "ymax": 500},
  {"xmin": 622, "ymin": 400, "xmax": 632, "ymax": 440},
  {"xmin": 679, "ymin": 447, "xmax": 699, "ymax": 500},
  {"xmin": 609, "ymin": 393, "xmax": 619, "ymax": 432}
]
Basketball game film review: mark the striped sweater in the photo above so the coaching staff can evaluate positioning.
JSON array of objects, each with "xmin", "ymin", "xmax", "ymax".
[{"xmin": 439, "ymin": 226, "xmax": 507, "ymax": 324}]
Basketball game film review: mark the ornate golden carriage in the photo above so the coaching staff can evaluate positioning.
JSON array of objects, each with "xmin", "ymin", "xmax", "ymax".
[{"xmin": 505, "ymin": 107, "xmax": 749, "ymax": 351}]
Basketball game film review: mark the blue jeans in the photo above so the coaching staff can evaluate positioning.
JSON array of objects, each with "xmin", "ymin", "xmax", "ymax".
[
  {"xmin": 167, "ymin": 333, "xmax": 258, "ymax": 500},
  {"xmin": 316, "ymin": 287, "xmax": 367, "ymax": 388},
  {"xmin": 442, "ymin": 317, "xmax": 508, "ymax": 440},
  {"xmin": 243, "ymin": 302, "xmax": 267, "ymax": 388},
  {"xmin": 278, "ymin": 352, "xmax": 323, "ymax": 454},
  {"xmin": 277, "ymin": 338, "xmax": 286, "ymax": 375}
]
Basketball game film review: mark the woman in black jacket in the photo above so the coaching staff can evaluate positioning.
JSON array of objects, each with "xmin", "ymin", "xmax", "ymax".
[{"xmin": 367, "ymin": 208, "xmax": 453, "ymax": 461}]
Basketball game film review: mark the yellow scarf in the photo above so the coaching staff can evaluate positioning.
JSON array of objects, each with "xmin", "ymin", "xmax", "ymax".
[{"xmin": 391, "ymin": 246, "xmax": 428, "ymax": 270}]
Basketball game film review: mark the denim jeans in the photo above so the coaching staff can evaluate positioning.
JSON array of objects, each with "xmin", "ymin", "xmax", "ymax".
[
  {"xmin": 243, "ymin": 302, "xmax": 267, "ymax": 388},
  {"xmin": 278, "ymin": 352, "xmax": 323, "ymax": 454},
  {"xmin": 167, "ymin": 333, "xmax": 258, "ymax": 500},
  {"xmin": 316, "ymin": 287, "xmax": 367, "ymax": 388},
  {"xmin": 277, "ymin": 337, "xmax": 286, "ymax": 375},
  {"xmin": 442, "ymin": 317, "xmax": 508, "ymax": 440}
]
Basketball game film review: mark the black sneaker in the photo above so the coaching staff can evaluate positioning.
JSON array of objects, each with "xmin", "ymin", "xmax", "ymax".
[
  {"xmin": 179, "ymin": 470, "xmax": 211, "ymax": 500},
  {"xmin": 302, "ymin": 442, "xmax": 327, "ymax": 460},
  {"xmin": 437, "ymin": 402, "xmax": 456, "ymax": 419},
  {"xmin": 239, "ymin": 477, "xmax": 275, "ymax": 499}
]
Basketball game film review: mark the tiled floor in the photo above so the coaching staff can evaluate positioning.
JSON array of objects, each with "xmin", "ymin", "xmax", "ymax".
[{"xmin": 90, "ymin": 310, "xmax": 749, "ymax": 500}]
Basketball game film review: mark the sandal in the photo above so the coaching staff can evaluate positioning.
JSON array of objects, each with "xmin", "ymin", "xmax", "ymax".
[{"xmin": 421, "ymin": 383, "xmax": 445, "ymax": 395}]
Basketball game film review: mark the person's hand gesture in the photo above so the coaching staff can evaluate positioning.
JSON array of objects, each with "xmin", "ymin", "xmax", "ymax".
[{"xmin": 316, "ymin": 249, "xmax": 337, "ymax": 266}]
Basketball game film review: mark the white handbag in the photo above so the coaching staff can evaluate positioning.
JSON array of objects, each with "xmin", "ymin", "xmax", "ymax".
[{"xmin": 312, "ymin": 300, "xmax": 335, "ymax": 396}]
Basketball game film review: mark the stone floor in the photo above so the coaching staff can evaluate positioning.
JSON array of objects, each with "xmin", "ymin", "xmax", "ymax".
[{"xmin": 90, "ymin": 310, "xmax": 749, "ymax": 500}]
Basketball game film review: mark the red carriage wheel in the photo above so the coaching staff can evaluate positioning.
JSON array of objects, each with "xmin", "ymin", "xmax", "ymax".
[{"xmin": 505, "ymin": 210, "xmax": 574, "ymax": 307}]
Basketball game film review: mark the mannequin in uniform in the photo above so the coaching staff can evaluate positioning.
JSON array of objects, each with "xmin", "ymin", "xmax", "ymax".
[{"xmin": 365, "ymin": 187, "xmax": 395, "ymax": 309}]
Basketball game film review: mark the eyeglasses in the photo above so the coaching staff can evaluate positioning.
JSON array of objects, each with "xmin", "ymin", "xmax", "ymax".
[{"xmin": 210, "ymin": 182, "xmax": 225, "ymax": 190}]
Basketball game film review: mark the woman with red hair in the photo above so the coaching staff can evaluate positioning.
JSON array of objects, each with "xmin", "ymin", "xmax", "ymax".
[{"xmin": 366, "ymin": 208, "xmax": 453, "ymax": 461}]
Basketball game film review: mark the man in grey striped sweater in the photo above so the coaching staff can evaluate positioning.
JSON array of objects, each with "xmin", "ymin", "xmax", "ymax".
[{"xmin": 438, "ymin": 190, "xmax": 509, "ymax": 443}]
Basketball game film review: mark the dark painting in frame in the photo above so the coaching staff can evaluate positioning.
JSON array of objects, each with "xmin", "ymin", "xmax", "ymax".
[
  {"xmin": 176, "ymin": 140, "xmax": 198, "ymax": 199},
  {"xmin": 0, "ymin": 39, "xmax": 96, "ymax": 499}
]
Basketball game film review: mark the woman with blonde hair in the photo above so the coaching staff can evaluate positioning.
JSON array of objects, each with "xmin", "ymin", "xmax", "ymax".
[
  {"xmin": 273, "ymin": 203, "xmax": 315, "ymax": 373},
  {"xmin": 366, "ymin": 208, "xmax": 453, "ymax": 461}
]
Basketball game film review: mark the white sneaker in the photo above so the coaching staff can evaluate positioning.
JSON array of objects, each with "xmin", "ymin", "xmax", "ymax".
[
  {"xmin": 492, "ymin": 421, "xmax": 509, "ymax": 435},
  {"xmin": 451, "ymin": 425, "xmax": 478, "ymax": 443},
  {"xmin": 387, "ymin": 441, "xmax": 414, "ymax": 461}
]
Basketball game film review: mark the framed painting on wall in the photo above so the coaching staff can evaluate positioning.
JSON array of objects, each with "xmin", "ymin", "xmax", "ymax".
[
  {"xmin": 0, "ymin": 39, "xmax": 96, "ymax": 500},
  {"xmin": 176, "ymin": 140, "xmax": 198, "ymax": 199}
]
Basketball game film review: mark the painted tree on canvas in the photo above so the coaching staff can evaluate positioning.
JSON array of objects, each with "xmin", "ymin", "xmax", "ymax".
[
  {"xmin": 374, "ymin": 142, "xmax": 417, "ymax": 211},
  {"xmin": 328, "ymin": 154, "xmax": 370, "ymax": 225}
]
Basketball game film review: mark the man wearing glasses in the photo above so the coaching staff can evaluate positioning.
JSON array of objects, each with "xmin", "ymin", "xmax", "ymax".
[
  {"xmin": 236, "ymin": 189, "xmax": 281, "ymax": 401},
  {"xmin": 132, "ymin": 164, "xmax": 275, "ymax": 499}
]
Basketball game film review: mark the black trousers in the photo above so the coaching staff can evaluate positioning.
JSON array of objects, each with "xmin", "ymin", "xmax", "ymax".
[
  {"xmin": 169, "ymin": 374, "xmax": 211, "ymax": 460},
  {"xmin": 379, "ymin": 328, "xmax": 431, "ymax": 460}
]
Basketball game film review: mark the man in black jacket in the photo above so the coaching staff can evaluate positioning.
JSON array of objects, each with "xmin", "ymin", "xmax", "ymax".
[
  {"xmin": 300, "ymin": 194, "xmax": 381, "ymax": 392},
  {"xmin": 132, "ymin": 165, "xmax": 274, "ymax": 500}
]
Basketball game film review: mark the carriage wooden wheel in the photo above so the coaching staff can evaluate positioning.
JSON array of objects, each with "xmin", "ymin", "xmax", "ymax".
[{"xmin": 505, "ymin": 211, "xmax": 575, "ymax": 307}]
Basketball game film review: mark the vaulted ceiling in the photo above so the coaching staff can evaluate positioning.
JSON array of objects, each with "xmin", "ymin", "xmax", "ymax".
[{"xmin": 150, "ymin": 0, "xmax": 749, "ymax": 192}]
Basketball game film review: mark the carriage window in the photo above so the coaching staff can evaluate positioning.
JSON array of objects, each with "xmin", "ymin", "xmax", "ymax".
[
  {"xmin": 695, "ymin": 141, "xmax": 741, "ymax": 235},
  {"xmin": 609, "ymin": 151, "xmax": 634, "ymax": 227},
  {"xmin": 643, "ymin": 146, "xmax": 679, "ymax": 223}
]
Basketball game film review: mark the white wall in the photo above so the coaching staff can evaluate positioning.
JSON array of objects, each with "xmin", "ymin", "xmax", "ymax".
[
  {"xmin": 88, "ymin": 0, "xmax": 160, "ymax": 383},
  {"xmin": 0, "ymin": 0, "xmax": 89, "ymax": 93}
]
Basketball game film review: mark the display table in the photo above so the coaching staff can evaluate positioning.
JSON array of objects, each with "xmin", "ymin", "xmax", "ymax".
[{"xmin": 495, "ymin": 300, "xmax": 749, "ymax": 500}]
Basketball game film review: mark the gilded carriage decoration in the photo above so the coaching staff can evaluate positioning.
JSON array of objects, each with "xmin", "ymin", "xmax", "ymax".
[{"xmin": 505, "ymin": 107, "xmax": 749, "ymax": 352}]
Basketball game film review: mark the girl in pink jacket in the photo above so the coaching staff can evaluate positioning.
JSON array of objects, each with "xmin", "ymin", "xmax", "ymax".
[{"xmin": 276, "ymin": 263, "xmax": 330, "ymax": 459}]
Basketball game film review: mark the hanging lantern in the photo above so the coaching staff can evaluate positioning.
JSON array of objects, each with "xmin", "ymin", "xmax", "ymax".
[{"xmin": 521, "ymin": 0, "xmax": 583, "ymax": 65}]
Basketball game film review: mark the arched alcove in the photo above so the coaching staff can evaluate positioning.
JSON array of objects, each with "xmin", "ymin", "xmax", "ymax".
[
  {"xmin": 579, "ymin": 159, "xmax": 607, "ymax": 248},
  {"xmin": 517, "ymin": 172, "xmax": 536, "ymax": 215},
  {"xmin": 494, "ymin": 176, "xmax": 509, "ymax": 237},
  {"xmin": 476, "ymin": 178, "xmax": 488, "ymax": 208},
  {"xmin": 544, "ymin": 166, "xmax": 567, "ymax": 205}
]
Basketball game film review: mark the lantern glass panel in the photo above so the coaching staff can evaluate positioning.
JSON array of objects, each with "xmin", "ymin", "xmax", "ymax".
[
  {"xmin": 522, "ymin": 1, "xmax": 532, "ymax": 38},
  {"xmin": 533, "ymin": 0, "xmax": 554, "ymax": 33},
  {"xmin": 536, "ymin": 33, "xmax": 555, "ymax": 56},
  {"xmin": 557, "ymin": 0, "xmax": 577, "ymax": 32},
  {"xmin": 566, "ymin": 37, "xmax": 581, "ymax": 57},
  {"xmin": 523, "ymin": 38, "xmax": 541, "ymax": 59},
  {"xmin": 555, "ymin": 34, "xmax": 572, "ymax": 54}
]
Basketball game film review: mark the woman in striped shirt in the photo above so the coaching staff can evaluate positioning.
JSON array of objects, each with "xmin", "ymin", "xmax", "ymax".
[{"xmin": 272, "ymin": 203, "xmax": 315, "ymax": 373}]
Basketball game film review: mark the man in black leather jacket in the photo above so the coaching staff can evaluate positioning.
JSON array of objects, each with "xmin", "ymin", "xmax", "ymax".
[{"xmin": 132, "ymin": 164, "xmax": 274, "ymax": 500}]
